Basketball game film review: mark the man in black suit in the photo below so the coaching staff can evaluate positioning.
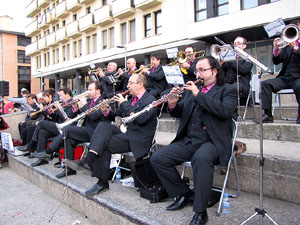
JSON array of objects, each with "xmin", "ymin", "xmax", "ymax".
[
  {"xmin": 150, "ymin": 56, "xmax": 237, "ymax": 225},
  {"xmin": 141, "ymin": 53, "xmax": 167, "ymax": 98},
  {"xmin": 53, "ymin": 81, "xmax": 106, "ymax": 178},
  {"xmin": 117, "ymin": 57, "xmax": 137, "ymax": 91},
  {"xmin": 65, "ymin": 74, "xmax": 157, "ymax": 195},
  {"xmin": 98, "ymin": 62, "xmax": 121, "ymax": 98},
  {"xmin": 259, "ymin": 20, "xmax": 300, "ymax": 124},
  {"xmin": 220, "ymin": 36, "xmax": 253, "ymax": 105},
  {"xmin": 180, "ymin": 46, "xmax": 199, "ymax": 83}
]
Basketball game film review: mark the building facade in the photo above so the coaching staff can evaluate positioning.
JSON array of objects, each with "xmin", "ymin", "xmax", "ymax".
[{"xmin": 24, "ymin": 0, "xmax": 300, "ymax": 94}]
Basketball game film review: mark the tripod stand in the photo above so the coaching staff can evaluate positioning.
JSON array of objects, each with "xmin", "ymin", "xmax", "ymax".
[{"xmin": 240, "ymin": 72, "xmax": 278, "ymax": 225}]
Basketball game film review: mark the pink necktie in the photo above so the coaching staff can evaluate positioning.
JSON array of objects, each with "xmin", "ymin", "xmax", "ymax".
[
  {"xmin": 131, "ymin": 96, "xmax": 138, "ymax": 106},
  {"xmin": 90, "ymin": 100, "xmax": 95, "ymax": 107},
  {"xmin": 201, "ymin": 87, "xmax": 208, "ymax": 94},
  {"xmin": 151, "ymin": 67, "xmax": 156, "ymax": 72}
]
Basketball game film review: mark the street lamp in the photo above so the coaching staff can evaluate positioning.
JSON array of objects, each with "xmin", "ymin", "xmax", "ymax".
[{"xmin": 117, "ymin": 45, "xmax": 127, "ymax": 70}]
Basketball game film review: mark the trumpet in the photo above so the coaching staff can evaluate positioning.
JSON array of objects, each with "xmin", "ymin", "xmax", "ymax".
[
  {"xmin": 131, "ymin": 64, "xmax": 152, "ymax": 74},
  {"xmin": 114, "ymin": 79, "xmax": 203, "ymax": 133},
  {"xmin": 276, "ymin": 24, "xmax": 300, "ymax": 49},
  {"xmin": 56, "ymin": 90, "xmax": 130, "ymax": 134},
  {"xmin": 88, "ymin": 67, "xmax": 108, "ymax": 82},
  {"xmin": 61, "ymin": 91, "xmax": 89, "ymax": 109}
]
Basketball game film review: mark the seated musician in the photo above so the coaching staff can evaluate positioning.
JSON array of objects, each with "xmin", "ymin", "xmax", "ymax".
[
  {"xmin": 220, "ymin": 36, "xmax": 253, "ymax": 105},
  {"xmin": 30, "ymin": 87, "xmax": 80, "ymax": 167},
  {"xmin": 141, "ymin": 53, "xmax": 168, "ymax": 98},
  {"xmin": 259, "ymin": 20, "xmax": 300, "ymax": 124},
  {"xmin": 65, "ymin": 74, "xmax": 157, "ymax": 196},
  {"xmin": 49, "ymin": 81, "xmax": 106, "ymax": 178},
  {"xmin": 150, "ymin": 56, "xmax": 237, "ymax": 225}
]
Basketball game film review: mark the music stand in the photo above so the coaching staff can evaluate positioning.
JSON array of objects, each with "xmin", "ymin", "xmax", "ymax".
[{"xmin": 240, "ymin": 72, "xmax": 278, "ymax": 225}]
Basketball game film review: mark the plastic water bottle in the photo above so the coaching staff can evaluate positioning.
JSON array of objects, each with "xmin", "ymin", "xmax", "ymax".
[
  {"xmin": 115, "ymin": 168, "xmax": 121, "ymax": 183},
  {"xmin": 222, "ymin": 193, "xmax": 230, "ymax": 214}
]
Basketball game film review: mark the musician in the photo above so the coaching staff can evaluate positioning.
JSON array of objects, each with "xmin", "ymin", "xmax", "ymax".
[
  {"xmin": 98, "ymin": 62, "xmax": 121, "ymax": 98},
  {"xmin": 180, "ymin": 46, "xmax": 199, "ymax": 83},
  {"xmin": 65, "ymin": 74, "xmax": 157, "ymax": 196},
  {"xmin": 150, "ymin": 56, "xmax": 237, "ymax": 225},
  {"xmin": 118, "ymin": 58, "xmax": 137, "ymax": 91},
  {"xmin": 259, "ymin": 20, "xmax": 300, "ymax": 124},
  {"xmin": 220, "ymin": 36, "xmax": 253, "ymax": 105},
  {"xmin": 141, "ymin": 53, "xmax": 167, "ymax": 98},
  {"xmin": 51, "ymin": 81, "xmax": 106, "ymax": 178},
  {"xmin": 30, "ymin": 87, "xmax": 80, "ymax": 167}
]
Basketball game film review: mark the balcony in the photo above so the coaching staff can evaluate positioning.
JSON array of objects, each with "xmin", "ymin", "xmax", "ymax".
[
  {"xmin": 26, "ymin": 41, "xmax": 39, "ymax": 56},
  {"xmin": 38, "ymin": 37, "xmax": 48, "ymax": 50},
  {"xmin": 37, "ymin": 0, "xmax": 50, "ymax": 8},
  {"xmin": 79, "ymin": 0, "xmax": 95, "ymax": 4},
  {"xmin": 134, "ymin": 0, "xmax": 161, "ymax": 10},
  {"xmin": 46, "ymin": 8, "xmax": 58, "ymax": 24},
  {"xmin": 25, "ymin": 0, "xmax": 40, "ymax": 18},
  {"xmin": 56, "ymin": 1, "xmax": 68, "ymax": 18},
  {"xmin": 37, "ymin": 14, "xmax": 49, "ymax": 29},
  {"xmin": 25, "ymin": 19, "xmax": 40, "ymax": 37},
  {"xmin": 47, "ymin": 32, "xmax": 57, "ymax": 47},
  {"xmin": 67, "ymin": 21, "xmax": 81, "ymax": 38},
  {"xmin": 66, "ymin": 0, "xmax": 81, "ymax": 13},
  {"xmin": 56, "ymin": 26, "xmax": 68, "ymax": 43},
  {"xmin": 79, "ymin": 13, "xmax": 96, "ymax": 32},
  {"xmin": 94, "ymin": 5, "xmax": 114, "ymax": 26},
  {"xmin": 112, "ymin": 0, "xmax": 135, "ymax": 19}
]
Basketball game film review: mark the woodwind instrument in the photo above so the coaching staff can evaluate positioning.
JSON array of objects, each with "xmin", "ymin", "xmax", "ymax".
[{"xmin": 30, "ymin": 100, "xmax": 62, "ymax": 117}]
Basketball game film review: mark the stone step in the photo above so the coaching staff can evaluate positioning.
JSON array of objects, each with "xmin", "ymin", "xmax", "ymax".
[
  {"xmin": 158, "ymin": 118, "xmax": 300, "ymax": 142},
  {"xmin": 156, "ymin": 132, "xmax": 300, "ymax": 204},
  {"xmin": 7, "ymin": 155, "xmax": 300, "ymax": 225}
]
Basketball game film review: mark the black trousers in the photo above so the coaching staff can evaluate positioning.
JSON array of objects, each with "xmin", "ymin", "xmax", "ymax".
[
  {"xmin": 64, "ymin": 125, "xmax": 95, "ymax": 160},
  {"xmin": 89, "ymin": 122, "xmax": 130, "ymax": 179},
  {"xmin": 18, "ymin": 122, "xmax": 26, "ymax": 144},
  {"xmin": 261, "ymin": 77, "xmax": 300, "ymax": 115},
  {"xmin": 150, "ymin": 140, "xmax": 219, "ymax": 213},
  {"xmin": 34, "ymin": 121, "xmax": 60, "ymax": 152}
]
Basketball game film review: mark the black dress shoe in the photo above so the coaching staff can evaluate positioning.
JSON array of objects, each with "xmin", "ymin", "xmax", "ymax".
[
  {"xmin": 55, "ymin": 168, "xmax": 77, "ymax": 179},
  {"xmin": 254, "ymin": 114, "xmax": 273, "ymax": 124},
  {"xmin": 207, "ymin": 190, "xmax": 221, "ymax": 208},
  {"xmin": 31, "ymin": 152, "xmax": 53, "ymax": 161},
  {"xmin": 166, "ymin": 194, "xmax": 194, "ymax": 211},
  {"xmin": 296, "ymin": 116, "xmax": 300, "ymax": 124},
  {"xmin": 31, "ymin": 159, "xmax": 49, "ymax": 167},
  {"xmin": 17, "ymin": 144, "xmax": 29, "ymax": 152},
  {"xmin": 64, "ymin": 159, "xmax": 92, "ymax": 175},
  {"xmin": 84, "ymin": 182, "xmax": 109, "ymax": 196},
  {"xmin": 189, "ymin": 212, "xmax": 208, "ymax": 225}
]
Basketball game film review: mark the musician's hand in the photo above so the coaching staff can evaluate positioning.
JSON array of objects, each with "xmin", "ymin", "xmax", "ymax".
[
  {"xmin": 80, "ymin": 97, "xmax": 87, "ymax": 106},
  {"xmin": 140, "ymin": 65, "xmax": 149, "ymax": 74},
  {"xmin": 100, "ymin": 103, "xmax": 109, "ymax": 113},
  {"xmin": 289, "ymin": 41, "xmax": 296, "ymax": 49},
  {"xmin": 168, "ymin": 87, "xmax": 180, "ymax": 105},
  {"xmin": 114, "ymin": 93, "xmax": 127, "ymax": 104},
  {"xmin": 273, "ymin": 37, "xmax": 281, "ymax": 50},
  {"xmin": 181, "ymin": 62, "xmax": 190, "ymax": 69},
  {"xmin": 184, "ymin": 81, "xmax": 200, "ymax": 97},
  {"xmin": 117, "ymin": 68, "xmax": 123, "ymax": 76},
  {"xmin": 98, "ymin": 70, "xmax": 105, "ymax": 78}
]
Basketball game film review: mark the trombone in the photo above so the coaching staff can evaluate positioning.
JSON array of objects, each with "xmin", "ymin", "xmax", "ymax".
[{"xmin": 210, "ymin": 44, "xmax": 233, "ymax": 62}]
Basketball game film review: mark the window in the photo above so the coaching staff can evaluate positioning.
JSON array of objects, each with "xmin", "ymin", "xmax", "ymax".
[
  {"xmin": 86, "ymin": 6, "xmax": 91, "ymax": 14},
  {"xmin": 17, "ymin": 35, "xmax": 31, "ymax": 46},
  {"xmin": 73, "ymin": 41, "xmax": 77, "ymax": 58},
  {"xmin": 18, "ymin": 66, "xmax": 31, "ymax": 81},
  {"xmin": 155, "ymin": 10, "xmax": 162, "ymax": 35},
  {"xmin": 195, "ymin": 0, "xmax": 207, "ymax": 21},
  {"xmin": 102, "ymin": 0, "xmax": 107, "ymax": 6},
  {"xmin": 87, "ymin": 36, "xmax": 91, "ymax": 54},
  {"xmin": 129, "ymin": 20, "xmax": 136, "ymax": 42},
  {"xmin": 217, "ymin": 0, "xmax": 228, "ymax": 16},
  {"xmin": 92, "ymin": 34, "xmax": 97, "ymax": 53},
  {"xmin": 56, "ymin": 48, "xmax": 59, "ymax": 63},
  {"xmin": 144, "ymin": 14, "xmax": 151, "ymax": 37},
  {"xmin": 242, "ymin": 0, "xmax": 258, "ymax": 9},
  {"xmin": 62, "ymin": 20, "xmax": 66, "ymax": 26},
  {"xmin": 36, "ymin": 55, "xmax": 41, "ymax": 69},
  {"xmin": 79, "ymin": 39, "xmax": 82, "ymax": 56},
  {"xmin": 102, "ymin": 30, "xmax": 107, "ymax": 49},
  {"xmin": 18, "ymin": 50, "xmax": 31, "ymax": 64},
  {"xmin": 66, "ymin": 44, "xmax": 70, "ymax": 60},
  {"xmin": 52, "ymin": 49, "xmax": 56, "ymax": 64},
  {"xmin": 109, "ymin": 27, "xmax": 114, "ymax": 48},
  {"xmin": 121, "ymin": 23, "xmax": 127, "ymax": 45},
  {"xmin": 62, "ymin": 45, "xmax": 66, "ymax": 61},
  {"xmin": 73, "ymin": 14, "xmax": 77, "ymax": 21}
]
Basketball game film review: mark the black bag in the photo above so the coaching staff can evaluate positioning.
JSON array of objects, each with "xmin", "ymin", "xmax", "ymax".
[{"xmin": 131, "ymin": 157, "xmax": 168, "ymax": 203}]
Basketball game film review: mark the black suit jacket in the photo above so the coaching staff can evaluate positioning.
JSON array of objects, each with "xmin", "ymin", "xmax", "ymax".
[
  {"xmin": 183, "ymin": 59, "xmax": 198, "ymax": 83},
  {"xmin": 170, "ymin": 83, "xmax": 237, "ymax": 165},
  {"xmin": 106, "ymin": 92, "xmax": 157, "ymax": 160},
  {"xmin": 147, "ymin": 64, "xmax": 168, "ymax": 96},
  {"xmin": 273, "ymin": 45, "xmax": 300, "ymax": 79}
]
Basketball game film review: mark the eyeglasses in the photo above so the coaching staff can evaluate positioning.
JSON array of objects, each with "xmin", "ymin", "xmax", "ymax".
[{"xmin": 194, "ymin": 67, "xmax": 212, "ymax": 75}]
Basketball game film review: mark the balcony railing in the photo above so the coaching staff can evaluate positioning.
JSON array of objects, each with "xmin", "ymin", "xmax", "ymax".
[
  {"xmin": 25, "ymin": 0, "xmax": 40, "ymax": 17},
  {"xmin": 79, "ymin": 0, "xmax": 95, "ymax": 4},
  {"xmin": 25, "ymin": 19, "xmax": 40, "ymax": 37},
  {"xmin": 112, "ymin": 0, "xmax": 135, "ymax": 19},
  {"xmin": 79, "ymin": 13, "xmax": 96, "ymax": 32},
  {"xmin": 37, "ymin": 0, "xmax": 50, "ymax": 8},
  {"xmin": 37, "ymin": 14, "xmax": 49, "ymax": 29},
  {"xmin": 67, "ymin": 21, "xmax": 81, "ymax": 38},
  {"xmin": 134, "ymin": 0, "xmax": 161, "ymax": 10},
  {"xmin": 47, "ymin": 32, "xmax": 57, "ymax": 47},
  {"xmin": 38, "ymin": 37, "xmax": 48, "ymax": 50},
  {"xmin": 26, "ymin": 41, "xmax": 39, "ymax": 56},
  {"xmin": 66, "ymin": 0, "xmax": 81, "ymax": 13},
  {"xmin": 56, "ymin": 1, "xmax": 68, "ymax": 18},
  {"xmin": 56, "ymin": 26, "xmax": 68, "ymax": 43},
  {"xmin": 94, "ymin": 5, "xmax": 114, "ymax": 26}
]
